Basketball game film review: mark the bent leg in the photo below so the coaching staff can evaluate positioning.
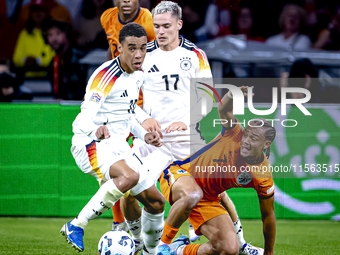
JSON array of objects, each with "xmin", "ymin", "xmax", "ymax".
[
  {"xmin": 168, "ymin": 176, "xmax": 203, "ymax": 228},
  {"xmin": 122, "ymin": 194, "xmax": 142, "ymax": 220},
  {"xmin": 100, "ymin": 180, "xmax": 128, "ymax": 231},
  {"xmin": 72, "ymin": 160, "xmax": 139, "ymax": 229},
  {"xmin": 175, "ymin": 215, "xmax": 238, "ymax": 255},
  {"xmin": 109, "ymin": 160, "xmax": 139, "ymax": 192},
  {"xmin": 121, "ymin": 194, "xmax": 143, "ymax": 244},
  {"xmin": 134, "ymin": 185, "xmax": 165, "ymax": 254},
  {"xmin": 157, "ymin": 161, "xmax": 204, "ymax": 245},
  {"xmin": 160, "ymin": 175, "xmax": 203, "ymax": 245},
  {"xmin": 197, "ymin": 214, "xmax": 238, "ymax": 255},
  {"xmin": 220, "ymin": 192, "xmax": 246, "ymax": 250}
]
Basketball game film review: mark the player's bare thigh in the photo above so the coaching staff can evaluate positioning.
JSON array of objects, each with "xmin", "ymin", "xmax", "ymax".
[
  {"xmin": 198, "ymin": 215, "xmax": 239, "ymax": 255},
  {"xmin": 171, "ymin": 175, "xmax": 202, "ymax": 204}
]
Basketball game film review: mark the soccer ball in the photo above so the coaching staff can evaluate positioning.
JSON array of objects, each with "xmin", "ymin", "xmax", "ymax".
[{"xmin": 98, "ymin": 230, "xmax": 135, "ymax": 255}]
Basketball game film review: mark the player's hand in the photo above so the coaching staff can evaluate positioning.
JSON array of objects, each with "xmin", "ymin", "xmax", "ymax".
[
  {"xmin": 165, "ymin": 121, "xmax": 187, "ymax": 134},
  {"xmin": 144, "ymin": 131, "xmax": 162, "ymax": 147},
  {"xmin": 228, "ymin": 86, "xmax": 254, "ymax": 98},
  {"xmin": 96, "ymin": 125, "xmax": 110, "ymax": 140},
  {"xmin": 142, "ymin": 118, "xmax": 163, "ymax": 138},
  {"xmin": 241, "ymin": 86, "xmax": 254, "ymax": 97}
]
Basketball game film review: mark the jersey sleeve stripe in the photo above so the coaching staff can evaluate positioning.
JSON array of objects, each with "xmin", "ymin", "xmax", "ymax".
[
  {"xmin": 146, "ymin": 40, "xmax": 158, "ymax": 52},
  {"xmin": 98, "ymin": 60, "xmax": 119, "ymax": 90},
  {"xmin": 258, "ymin": 192, "xmax": 275, "ymax": 200},
  {"xmin": 189, "ymin": 137, "xmax": 221, "ymax": 161},
  {"xmin": 99, "ymin": 65, "xmax": 119, "ymax": 91},
  {"xmin": 182, "ymin": 39, "xmax": 210, "ymax": 70},
  {"xmin": 172, "ymin": 137, "xmax": 222, "ymax": 167},
  {"xmin": 192, "ymin": 48, "xmax": 210, "ymax": 70},
  {"xmin": 89, "ymin": 60, "xmax": 122, "ymax": 96}
]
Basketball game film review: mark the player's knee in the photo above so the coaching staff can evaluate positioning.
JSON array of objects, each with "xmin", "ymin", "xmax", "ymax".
[
  {"xmin": 145, "ymin": 195, "xmax": 165, "ymax": 214},
  {"xmin": 211, "ymin": 238, "xmax": 238, "ymax": 255},
  {"xmin": 117, "ymin": 170, "xmax": 139, "ymax": 192},
  {"xmin": 125, "ymin": 170, "xmax": 140, "ymax": 188},
  {"xmin": 183, "ymin": 187, "xmax": 203, "ymax": 210}
]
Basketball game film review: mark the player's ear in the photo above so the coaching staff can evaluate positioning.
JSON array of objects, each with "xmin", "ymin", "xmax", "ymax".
[
  {"xmin": 118, "ymin": 42, "xmax": 123, "ymax": 54},
  {"xmin": 177, "ymin": 19, "xmax": 183, "ymax": 31},
  {"xmin": 263, "ymin": 140, "xmax": 271, "ymax": 150}
]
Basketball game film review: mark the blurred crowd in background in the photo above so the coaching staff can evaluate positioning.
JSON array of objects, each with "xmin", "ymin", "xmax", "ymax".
[{"xmin": 0, "ymin": 0, "xmax": 340, "ymax": 102}]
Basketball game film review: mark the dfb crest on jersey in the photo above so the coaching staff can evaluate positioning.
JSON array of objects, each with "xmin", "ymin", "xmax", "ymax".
[{"xmin": 180, "ymin": 57, "xmax": 192, "ymax": 71}]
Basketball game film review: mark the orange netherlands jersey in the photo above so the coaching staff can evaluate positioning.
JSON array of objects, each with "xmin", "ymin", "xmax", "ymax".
[
  {"xmin": 163, "ymin": 120, "xmax": 275, "ymax": 201},
  {"xmin": 101, "ymin": 7, "xmax": 156, "ymax": 58}
]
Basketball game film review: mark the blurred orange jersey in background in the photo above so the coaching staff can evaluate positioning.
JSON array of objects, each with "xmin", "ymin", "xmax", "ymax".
[{"xmin": 101, "ymin": 7, "xmax": 156, "ymax": 58}]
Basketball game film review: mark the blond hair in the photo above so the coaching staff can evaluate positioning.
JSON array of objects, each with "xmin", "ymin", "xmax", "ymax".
[{"xmin": 152, "ymin": 1, "xmax": 182, "ymax": 20}]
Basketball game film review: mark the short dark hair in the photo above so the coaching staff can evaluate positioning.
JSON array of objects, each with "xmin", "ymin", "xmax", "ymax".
[{"xmin": 119, "ymin": 23, "xmax": 147, "ymax": 44}]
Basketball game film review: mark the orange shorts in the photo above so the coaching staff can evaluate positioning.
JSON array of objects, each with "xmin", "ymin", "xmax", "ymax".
[
  {"xmin": 159, "ymin": 163, "xmax": 191, "ymax": 204},
  {"xmin": 159, "ymin": 164, "xmax": 228, "ymax": 235},
  {"xmin": 188, "ymin": 199, "xmax": 228, "ymax": 235}
]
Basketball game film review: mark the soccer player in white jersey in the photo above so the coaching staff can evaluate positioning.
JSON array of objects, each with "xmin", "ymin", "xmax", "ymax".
[
  {"xmin": 60, "ymin": 23, "xmax": 165, "ymax": 254},
  {"xmin": 117, "ymin": 1, "xmax": 214, "ymax": 253},
  {"xmin": 118, "ymin": 2, "xmax": 264, "ymax": 255}
]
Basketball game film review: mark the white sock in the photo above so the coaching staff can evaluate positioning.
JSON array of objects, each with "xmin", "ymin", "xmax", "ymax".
[
  {"xmin": 176, "ymin": 245, "xmax": 186, "ymax": 255},
  {"xmin": 234, "ymin": 218, "xmax": 246, "ymax": 249},
  {"xmin": 126, "ymin": 217, "xmax": 142, "ymax": 241},
  {"xmin": 72, "ymin": 180, "xmax": 124, "ymax": 229},
  {"xmin": 142, "ymin": 209, "xmax": 165, "ymax": 255}
]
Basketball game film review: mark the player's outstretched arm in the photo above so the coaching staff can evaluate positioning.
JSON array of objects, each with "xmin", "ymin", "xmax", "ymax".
[
  {"xmin": 144, "ymin": 131, "xmax": 162, "ymax": 147},
  {"xmin": 218, "ymin": 86, "xmax": 251, "ymax": 129},
  {"xmin": 259, "ymin": 195, "xmax": 276, "ymax": 255}
]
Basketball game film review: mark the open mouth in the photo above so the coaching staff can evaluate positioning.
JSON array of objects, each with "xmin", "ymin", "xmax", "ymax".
[
  {"xmin": 241, "ymin": 146, "xmax": 250, "ymax": 153},
  {"xmin": 134, "ymin": 62, "xmax": 142, "ymax": 68}
]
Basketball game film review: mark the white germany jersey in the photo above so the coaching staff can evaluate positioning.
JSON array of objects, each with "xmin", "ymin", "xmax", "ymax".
[
  {"xmin": 72, "ymin": 56, "xmax": 145, "ymax": 147},
  {"xmin": 142, "ymin": 37, "xmax": 213, "ymax": 141}
]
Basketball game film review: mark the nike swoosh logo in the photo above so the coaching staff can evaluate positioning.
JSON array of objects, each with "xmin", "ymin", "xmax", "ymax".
[{"xmin": 68, "ymin": 230, "xmax": 74, "ymax": 235}]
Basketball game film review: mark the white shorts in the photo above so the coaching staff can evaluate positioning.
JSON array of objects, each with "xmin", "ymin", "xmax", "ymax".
[
  {"xmin": 132, "ymin": 138, "xmax": 206, "ymax": 184},
  {"xmin": 71, "ymin": 138, "xmax": 154, "ymax": 196}
]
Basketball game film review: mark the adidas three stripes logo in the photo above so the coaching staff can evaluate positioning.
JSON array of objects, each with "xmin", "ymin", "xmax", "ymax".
[
  {"xmin": 148, "ymin": 65, "xmax": 159, "ymax": 73},
  {"xmin": 120, "ymin": 90, "xmax": 128, "ymax": 97}
]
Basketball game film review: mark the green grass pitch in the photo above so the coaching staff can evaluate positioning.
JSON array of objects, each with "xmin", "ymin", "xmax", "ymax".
[{"xmin": 0, "ymin": 217, "xmax": 339, "ymax": 254}]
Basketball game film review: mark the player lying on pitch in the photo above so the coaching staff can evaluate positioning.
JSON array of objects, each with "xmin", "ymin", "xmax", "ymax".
[{"xmin": 157, "ymin": 87, "xmax": 277, "ymax": 255}]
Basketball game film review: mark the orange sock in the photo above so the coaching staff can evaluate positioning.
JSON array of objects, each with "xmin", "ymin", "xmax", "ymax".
[
  {"xmin": 183, "ymin": 244, "xmax": 201, "ymax": 255},
  {"xmin": 161, "ymin": 221, "xmax": 179, "ymax": 244},
  {"xmin": 112, "ymin": 199, "xmax": 125, "ymax": 224}
]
